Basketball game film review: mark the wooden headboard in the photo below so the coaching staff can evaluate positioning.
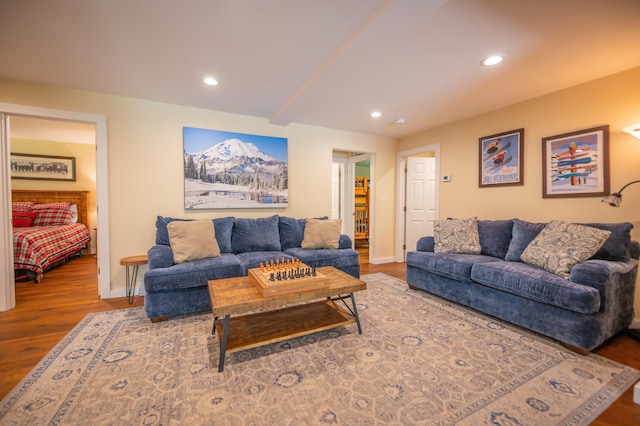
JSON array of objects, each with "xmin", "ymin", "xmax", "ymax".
[{"xmin": 11, "ymin": 190, "xmax": 90, "ymax": 230}]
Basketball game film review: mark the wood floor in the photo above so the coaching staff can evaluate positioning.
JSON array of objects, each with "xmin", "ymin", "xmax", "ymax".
[{"xmin": 1, "ymin": 252, "xmax": 639, "ymax": 425}]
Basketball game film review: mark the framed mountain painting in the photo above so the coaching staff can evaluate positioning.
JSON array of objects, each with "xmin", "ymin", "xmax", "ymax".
[{"xmin": 183, "ymin": 127, "xmax": 288, "ymax": 209}]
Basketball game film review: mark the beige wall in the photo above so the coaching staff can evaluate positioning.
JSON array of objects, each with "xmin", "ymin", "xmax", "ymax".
[
  {"xmin": 399, "ymin": 66, "xmax": 640, "ymax": 317},
  {"xmin": 0, "ymin": 79, "xmax": 397, "ymax": 294},
  {"xmin": 10, "ymin": 139, "xmax": 97, "ymax": 253}
]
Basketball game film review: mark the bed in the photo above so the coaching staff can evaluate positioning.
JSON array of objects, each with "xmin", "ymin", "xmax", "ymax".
[{"xmin": 12, "ymin": 190, "xmax": 92, "ymax": 283}]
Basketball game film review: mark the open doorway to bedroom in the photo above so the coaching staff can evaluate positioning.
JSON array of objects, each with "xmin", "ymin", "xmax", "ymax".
[
  {"xmin": 1, "ymin": 104, "xmax": 109, "ymax": 313},
  {"xmin": 10, "ymin": 116, "xmax": 98, "ymax": 299}
]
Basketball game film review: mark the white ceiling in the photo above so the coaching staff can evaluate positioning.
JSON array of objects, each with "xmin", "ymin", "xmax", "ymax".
[{"xmin": 2, "ymin": 0, "xmax": 640, "ymax": 140}]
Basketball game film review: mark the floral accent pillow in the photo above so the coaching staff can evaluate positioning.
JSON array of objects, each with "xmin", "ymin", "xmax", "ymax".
[
  {"xmin": 434, "ymin": 217, "xmax": 481, "ymax": 254},
  {"xmin": 520, "ymin": 220, "xmax": 611, "ymax": 278}
]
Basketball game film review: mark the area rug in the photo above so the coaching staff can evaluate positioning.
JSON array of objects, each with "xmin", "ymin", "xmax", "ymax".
[{"xmin": 1, "ymin": 274, "xmax": 639, "ymax": 425}]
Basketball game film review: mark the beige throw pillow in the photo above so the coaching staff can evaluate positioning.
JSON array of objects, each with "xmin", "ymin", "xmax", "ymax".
[
  {"xmin": 167, "ymin": 219, "xmax": 220, "ymax": 264},
  {"xmin": 433, "ymin": 217, "xmax": 481, "ymax": 254},
  {"xmin": 520, "ymin": 220, "xmax": 611, "ymax": 278},
  {"xmin": 301, "ymin": 218, "xmax": 342, "ymax": 249}
]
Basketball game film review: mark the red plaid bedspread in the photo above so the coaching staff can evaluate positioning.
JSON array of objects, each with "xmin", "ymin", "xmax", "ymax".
[{"xmin": 13, "ymin": 224, "xmax": 91, "ymax": 282}]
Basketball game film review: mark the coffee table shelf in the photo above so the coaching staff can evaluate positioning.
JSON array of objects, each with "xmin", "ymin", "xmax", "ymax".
[
  {"xmin": 215, "ymin": 300, "xmax": 355, "ymax": 353},
  {"xmin": 208, "ymin": 266, "xmax": 366, "ymax": 372}
]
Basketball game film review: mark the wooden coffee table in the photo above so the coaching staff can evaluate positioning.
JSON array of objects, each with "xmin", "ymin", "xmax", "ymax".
[{"xmin": 208, "ymin": 266, "xmax": 366, "ymax": 372}]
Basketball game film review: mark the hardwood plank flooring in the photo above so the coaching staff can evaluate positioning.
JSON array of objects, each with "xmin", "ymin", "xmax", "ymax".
[{"xmin": 1, "ymin": 251, "xmax": 638, "ymax": 425}]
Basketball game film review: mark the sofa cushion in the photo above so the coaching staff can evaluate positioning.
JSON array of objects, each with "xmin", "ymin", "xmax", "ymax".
[
  {"xmin": 235, "ymin": 251, "xmax": 293, "ymax": 275},
  {"xmin": 301, "ymin": 218, "xmax": 341, "ymax": 249},
  {"xmin": 504, "ymin": 219, "xmax": 546, "ymax": 261},
  {"xmin": 581, "ymin": 222, "xmax": 633, "ymax": 261},
  {"xmin": 285, "ymin": 247, "xmax": 360, "ymax": 270},
  {"xmin": 212, "ymin": 217, "xmax": 235, "ymax": 253},
  {"xmin": 520, "ymin": 221, "xmax": 611, "ymax": 278},
  {"xmin": 470, "ymin": 261, "xmax": 601, "ymax": 314},
  {"xmin": 505, "ymin": 219, "xmax": 633, "ymax": 263},
  {"xmin": 232, "ymin": 215, "xmax": 281, "ymax": 253},
  {"xmin": 167, "ymin": 220, "xmax": 220, "ymax": 264},
  {"xmin": 279, "ymin": 216, "xmax": 306, "ymax": 250},
  {"xmin": 156, "ymin": 216, "xmax": 235, "ymax": 253},
  {"xmin": 405, "ymin": 251, "xmax": 500, "ymax": 282},
  {"xmin": 144, "ymin": 253, "xmax": 242, "ymax": 292},
  {"xmin": 279, "ymin": 216, "xmax": 329, "ymax": 250},
  {"xmin": 434, "ymin": 217, "xmax": 481, "ymax": 254},
  {"xmin": 478, "ymin": 219, "xmax": 514, "ymax": 259}
]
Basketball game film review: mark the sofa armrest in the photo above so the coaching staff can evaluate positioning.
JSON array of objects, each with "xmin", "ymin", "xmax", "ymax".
[
  {"xmin": 570, "ymin": 258, "xmax": 638, "ymax": 287},
  {"xmin": 148, "ymin": 245, "xmax": 175, "ymax": 269},
  {"xmin": 416, "ymin": 236, "xmax": 435, "ymax": 252},
  {"xmin": 339, "ymin": 234, "xmax": 352, "ymax": 249}
]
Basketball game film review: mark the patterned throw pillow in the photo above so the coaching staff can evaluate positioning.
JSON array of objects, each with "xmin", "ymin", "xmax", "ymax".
[
  {"xmin": 520, "ymin": 220, "xmax": 611, "ymax": 278},
  {"xmin": 32, "ymin": 209, "xmax": 74, "ymax": 226},
  {"xmin": 434, "ymin": 217, "xmax": 481, "ymax": 254},
  {"xmin": 33, "ymin": 202, "xmax": 71, "ymax": 211},
  {"xmin": 12, "ymin": 201, "xmax": 35, "ymax": 212}
]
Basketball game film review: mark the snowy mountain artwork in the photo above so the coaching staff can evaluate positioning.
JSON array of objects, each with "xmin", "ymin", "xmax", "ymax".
[{"xmin": 183, "ymin": 127, "xmax": 288, "ymax": 209}]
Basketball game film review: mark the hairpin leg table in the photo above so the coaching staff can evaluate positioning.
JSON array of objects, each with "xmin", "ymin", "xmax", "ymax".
[{"xmin": 120, "ymin": 255, "xmax": 148, "ymax": 304}]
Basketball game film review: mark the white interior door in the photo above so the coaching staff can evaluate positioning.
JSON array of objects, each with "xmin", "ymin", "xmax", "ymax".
[{"xmin": 405, "ymin": 156, "xmax": 436, "ymax": 254}]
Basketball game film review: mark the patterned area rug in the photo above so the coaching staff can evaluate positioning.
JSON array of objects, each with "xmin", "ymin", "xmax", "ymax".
[{"xmin": 1, "ymin": 273, "xmax": 639, "ymax": 425}]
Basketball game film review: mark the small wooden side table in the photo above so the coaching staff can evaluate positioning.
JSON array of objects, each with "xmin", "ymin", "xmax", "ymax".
[{"xmin": 120, "ymin": 255, "xmax": 148, "ymax": 304}]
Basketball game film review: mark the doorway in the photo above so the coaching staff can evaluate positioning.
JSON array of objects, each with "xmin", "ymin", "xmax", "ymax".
[
  {"xmin": 395, "ymin": 144, "xmax": 440, "ymax": 262},
  {"xmin": 0, "ymin": 103, "xmax": 109, "ymax": 312},
  {"xmin": 332, "ymin": 150, "xmax": 374, "ymax": 264}
]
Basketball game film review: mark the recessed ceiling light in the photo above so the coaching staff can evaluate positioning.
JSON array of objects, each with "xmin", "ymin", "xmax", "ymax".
[
  {"xmin": 394, "ymin": 117, "xmax": 405, "ymax": 124},
  {"xmin": 370, "ymin": 111, "xmax": 382, "ymax": 118},
  {"xmin": 203, "ymin": 77, "xmax": 219, "ymax": 86},
  {"xmin": 480, "ymin": 55, "xmax": 505, "ymax": 66}
]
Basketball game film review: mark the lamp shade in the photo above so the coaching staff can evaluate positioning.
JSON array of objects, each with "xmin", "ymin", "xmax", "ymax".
[
  {"xmin": 623, "ymin": 123, "xmax": 640, "ymax": 141},
  {"xmin": 601, "ymin": 180, "xmax": 640, "ymax": 207}
]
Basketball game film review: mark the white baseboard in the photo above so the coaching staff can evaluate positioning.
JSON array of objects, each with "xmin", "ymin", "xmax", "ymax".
[
  {"xmin": 629, "ymin": 319, "xmax": 640, "ymax": 329},
  {"xmin": 108, "ymin": 276, "xmax": 145, "ymax": 299},
  {"xmin": 369, "ymin": 257, "xmax": 396, "ymax": 265}
]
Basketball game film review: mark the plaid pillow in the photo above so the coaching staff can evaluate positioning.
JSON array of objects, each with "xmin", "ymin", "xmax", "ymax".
[
  {"xmin": 33, "ymin": 209, "xmax": 73, "ymax": 226},
  {"xmin": 12, "ymin": 210, "xmax": 37, "ymax": 227},
  {"xmin": 12, "ymin": 201, "xmax": 35, "ymax": 212},
  {"xmin": 33, "ymin": 202, "xmax": 71, "ymax": 211}
]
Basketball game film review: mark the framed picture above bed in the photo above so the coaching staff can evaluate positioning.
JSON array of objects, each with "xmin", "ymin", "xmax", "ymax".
[{"xmin": 10, "ymin": 153, "xmax": 76, "ymax": 181}]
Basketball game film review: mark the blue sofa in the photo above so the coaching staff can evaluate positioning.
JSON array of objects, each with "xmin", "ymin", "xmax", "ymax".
[
  {"xmin": 144, "ymin": 215, "xmax": 360, "ymax": 321},
  {"xmin": 406, "ymin": 219, "xmax": 639, "ymax": 351}
]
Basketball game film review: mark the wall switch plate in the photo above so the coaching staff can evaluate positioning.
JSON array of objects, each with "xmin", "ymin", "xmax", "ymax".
[{"xmin": 441, "ymin": 174, "xmax": 452, "ymax": 182}]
